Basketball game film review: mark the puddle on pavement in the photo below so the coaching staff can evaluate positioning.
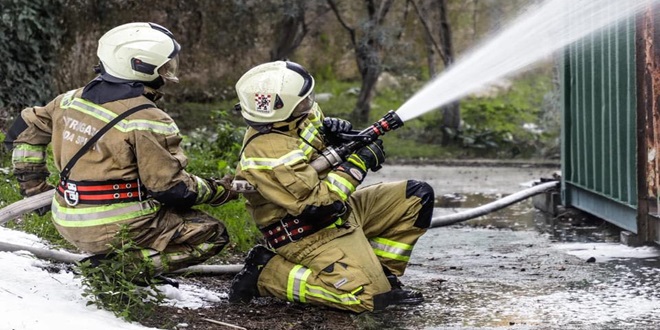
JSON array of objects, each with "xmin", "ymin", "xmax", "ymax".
[{"xmin": 435, "ymin": 192, "xmax": 622, "ymax": 243}]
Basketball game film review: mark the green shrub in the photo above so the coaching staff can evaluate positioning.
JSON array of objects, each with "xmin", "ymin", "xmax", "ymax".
[
  {"xmin": 0, "ymin": 0, "xmax": 63, "ymax": 122},
  {"xmin": 180, "ymin": 108, "xmax": 245, "ymax": 173},
  {"xmin": 77, "ymin": 225, "xmax": 165, "ymax": 322}
]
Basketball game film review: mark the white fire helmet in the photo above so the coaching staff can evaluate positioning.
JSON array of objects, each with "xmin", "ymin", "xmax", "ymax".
[
  {"xmin": 97, "ymin": 22, "xmax": 181, "ymax": 83},
  {"xmin": 235, "ymin": 61, "xmax": 315, "ymax": 123}
]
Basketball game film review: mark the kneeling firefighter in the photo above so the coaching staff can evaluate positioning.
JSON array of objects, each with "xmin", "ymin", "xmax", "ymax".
[
  {"xmin": 4, "ymin": 22, "xmax": 237, "ymax": 276},
  {"xmin": 229, "ymin": 61, "xmax": 435, "ymax": 312}
]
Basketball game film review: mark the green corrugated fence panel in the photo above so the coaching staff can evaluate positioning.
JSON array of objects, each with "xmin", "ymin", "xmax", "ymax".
[{"xmin": 562, "ymin": 6, "xmax": 637, "ymax": 231}]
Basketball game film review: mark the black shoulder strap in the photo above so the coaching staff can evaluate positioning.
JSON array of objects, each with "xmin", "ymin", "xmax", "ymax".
[{"xmin": 60, "ymin": 103, "xmax": 153, "ymax": 180}]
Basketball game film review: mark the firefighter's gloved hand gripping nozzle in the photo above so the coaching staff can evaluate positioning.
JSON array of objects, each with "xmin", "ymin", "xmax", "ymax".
[
  {"xmin": 231, "ymin": 110, "xmax": 404, "ymax": 193},
  {"xmin": 312, "ymin": 110, "xmax": 403, "ymax": 172}
]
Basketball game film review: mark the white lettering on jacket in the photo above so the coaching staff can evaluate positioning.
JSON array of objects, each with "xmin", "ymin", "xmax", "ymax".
[{"xmin": 62, "ymin": 116, "xmax": 99, "ymax": 145}]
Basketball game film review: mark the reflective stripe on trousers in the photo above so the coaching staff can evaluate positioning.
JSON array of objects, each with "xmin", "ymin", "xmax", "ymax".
[
  {"xmin": 369, "ymin": 237, "xmax": 413, "ymax": 262},
  {"xmin": 286, "ymin": 264, "xmax": 361, "ymax": 306}
]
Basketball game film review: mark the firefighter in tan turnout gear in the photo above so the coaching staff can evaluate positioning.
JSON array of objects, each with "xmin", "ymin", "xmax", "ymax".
[
  {"xmin": 4, "ymin": 22, "xmax": 236, "ymax": 279},
  {"xmin": 228, "ymin": 61, "xmax": 435, "ymax": 312}
]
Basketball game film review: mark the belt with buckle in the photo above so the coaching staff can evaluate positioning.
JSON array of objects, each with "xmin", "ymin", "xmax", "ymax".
[
  {"xmin": 261, "ymin": 215, "xmax": 339, "ymax": 249},
  {"xmin": 57, "ymin": 178, "xmax": 145, "ymax": 206}
]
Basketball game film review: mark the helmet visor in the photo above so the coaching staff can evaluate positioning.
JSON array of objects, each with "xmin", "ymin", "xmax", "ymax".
[
  {"xmin": 291, "ymin": 92, "xmax": 316, "ymax": 118},
  {"xmin": 158, "ymin": 55, "xmax": 180, "ymax": 83}
]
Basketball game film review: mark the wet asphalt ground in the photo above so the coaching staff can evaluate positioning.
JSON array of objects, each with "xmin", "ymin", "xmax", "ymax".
[{"xmin": 360, "ymin": 164, "xmax": 660, "ymax": 330}]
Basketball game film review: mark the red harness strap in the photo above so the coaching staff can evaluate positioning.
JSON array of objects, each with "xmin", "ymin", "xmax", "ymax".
[
  {"xmin": 260, "ymin": 214, "xmax": 340, "ymax": 249},
  {"xmin": 56, "ymin": 179, "xmax": 145, "ymax": 205}
]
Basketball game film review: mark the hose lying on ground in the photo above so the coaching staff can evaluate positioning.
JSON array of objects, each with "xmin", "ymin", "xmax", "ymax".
[
  {"xmin": 0, "ymin": 180, "xmax": 559, "ymax": 275},
  {"xmin": 0, "ymin": 189, "xmax": 55, "ymax": 226},
  {"xmin": 0, "ymin": 240, "xmax": 243, "ymax": 275},
  {"xmin": 430, "ymin": 180, "xmax": 559, "ymax": 228}
]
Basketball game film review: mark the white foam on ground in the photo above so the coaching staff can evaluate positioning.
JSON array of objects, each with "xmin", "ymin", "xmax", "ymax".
[{"xmin": 553, "ymin": 242, "xmax": 660, "ymax": 262}]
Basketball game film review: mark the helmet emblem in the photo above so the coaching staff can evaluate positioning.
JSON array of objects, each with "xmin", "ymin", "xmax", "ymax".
[{"xmin": 255, "ymin": 93, "xmax": 272, "ymax": 113}]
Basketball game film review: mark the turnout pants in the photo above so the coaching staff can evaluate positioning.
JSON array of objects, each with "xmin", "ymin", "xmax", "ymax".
[
  {"xmin": 133, "ymin": 207, "xmax": 229, "ymax": 274},
  {"xmin": 256, "ymin": 180, "xmax": 433, "ymax": 312},
  {"xmin": 59, "ymin": 205, "xmax": 229, "ymax": 275}
]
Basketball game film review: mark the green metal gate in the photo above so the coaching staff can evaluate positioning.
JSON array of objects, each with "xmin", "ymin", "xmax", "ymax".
[{"xmin": 561, "ymin": 10, "xmax": 638, "ymax": 232}]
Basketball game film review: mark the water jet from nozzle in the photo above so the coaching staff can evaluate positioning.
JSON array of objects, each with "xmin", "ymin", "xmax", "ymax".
[{"xmin": 394, "ymin": 0, "xmax": 653, "ymax": 123}]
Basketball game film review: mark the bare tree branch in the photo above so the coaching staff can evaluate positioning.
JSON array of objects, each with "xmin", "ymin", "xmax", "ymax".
[
  {"xmin": 327, "ymin": 0, "xmax": 357, "ymax": 46},
  {"xmin": 270, "ymin": 0, "xmax": 310, "ymax": 61},
  {"xmin": 366, "ymin": 0, "xmax": 376, "ymax": 18},
  {"xmin": 395, "ymin": 0, "xmax": 411, "ymax": 41},
  {"xmin": 437, "ymin": 0, "xmax": 454, "ymax": 65},
  {"xmin": 377, "ymin": 0, "xmax": 395, "ymax": 25},
  {"xmin": 410, "ymin": 0, "xmax": 448, "ymax": 64}
]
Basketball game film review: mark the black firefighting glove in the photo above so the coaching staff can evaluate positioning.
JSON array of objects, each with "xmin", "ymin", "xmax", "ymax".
[
  {"xmin": 336, "ymin": 160, "xmax": 367, "ymax": 183},
  {"xmin": 207, "ymin": 174, "xmax": 240, "ymax": 206},
  {"xmin": 322, "ymin": 117, "xmax": 353, "ymax": 135},
  {"xmin": 336, "ymin": 139, "xmax": 386, "ymax": 183},
  {"xmin": 16, "ymin": 170, "xmax": 54, "ymax": 216},
  {"xmin": 351, "ymin": 139, "xmax": 386, "ymax": 172},
  {"xmin": 322, "ymin": 117, "xmax": 353, "ymax": 146}
]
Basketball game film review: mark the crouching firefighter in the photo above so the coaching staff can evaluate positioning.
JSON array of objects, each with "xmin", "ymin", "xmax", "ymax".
[
  {"xmin": 3, "ymin": 22, "xmax": 237, "ymax": 279},
  {"xmin": 228, "ymin": 61, "xmax": 435, "ymax": 312}
]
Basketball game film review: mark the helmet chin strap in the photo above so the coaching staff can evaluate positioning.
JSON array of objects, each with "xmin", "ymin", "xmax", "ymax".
[
  {"xmin": 144, "ymin": 76, "xmax": 165, "ymax": 90},
  {"xmin": 286, "ymin": 113, "xmax": 308, "ymax": 125},
  {"xmin": 243, "ymin": 118, "xmax": 273, "ymax": 133}
]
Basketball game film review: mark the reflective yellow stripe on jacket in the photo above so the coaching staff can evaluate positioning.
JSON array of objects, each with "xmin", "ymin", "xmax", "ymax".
[
  {"xmin": 286, "ymin": 264, "xmax": 361, "ymax": 306},
  {"xmin": 12, "ymin": 144, "xmax": 47, "ymax": 164},
  {"xmin": 240, "ymin": 149, "xmax": 308, "ymax": 170},
  {"xmin": 62, "ymin": 97, "xmax": 179, "ymax": 135},
  {"xmin": 193, "ymin": 175, "xmax": 215, "ymax": 204},
  {"xmin": 307, "ymin": 103, "xmax": 323, "ymax": 129},
  {"xmin": 51, "ymin": 192, "xmax": 160, "ymax": 227},
  {"xmin": 298, "ymin": 123, "xmax": 320, "ymax": 157},
  {"xmin": 240, "ymin": 120, "xmax": 355, "ymax": 198},
  {"xmin": 324, "ymin": 173, "xmax": 355, "ymax": 200}
]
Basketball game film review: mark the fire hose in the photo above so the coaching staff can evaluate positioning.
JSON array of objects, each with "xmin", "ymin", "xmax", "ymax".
[
  {"xmin": 0, "ymin": 110, "xmax": 559, "ymax": 274},
  {"xmin": 0, "ymin": 180, "xmax": 557, "ymax": 273}
]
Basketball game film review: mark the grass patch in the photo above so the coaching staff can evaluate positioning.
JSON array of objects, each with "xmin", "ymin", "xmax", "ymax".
[{"xmin": 195, "ymin": 200, "xmax": 260, "ymax": 253}]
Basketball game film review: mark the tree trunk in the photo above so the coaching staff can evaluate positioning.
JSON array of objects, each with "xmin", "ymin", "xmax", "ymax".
[
  {"xmin": 327, "ymin": 0, "xmax": 395, "ymax": 125},
  {"xmin": 424, "ymin": 31, "xmax": 438, "ymax": 78},
  {"xmin": 437, "ymin": 0, "xmax": 460, "ymax": 146},
  {"xmin": 354, "ymin": 44, "xmax": 381, "ymax": 123},
  {"xmin": 270, "ymin": 1, "xmax": 308, "ymax": 61}
]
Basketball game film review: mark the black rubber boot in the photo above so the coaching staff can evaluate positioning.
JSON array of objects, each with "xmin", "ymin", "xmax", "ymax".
[
  {"xmin": 228, "ymin": 245, "xmax": 276, "ymax": 303},
  {"xmin": 383, "ymin": 267, "xmax": 425, "ymax": 306},
  {"xmin": 388, "ymin": 287, "xmax": 424, "ymax": 305}
]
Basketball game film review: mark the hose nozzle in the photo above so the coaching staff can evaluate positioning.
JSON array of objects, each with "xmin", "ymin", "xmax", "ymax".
[{"xmin": 360, "ymin": 110, "xmax": 404, "ymax": 140}]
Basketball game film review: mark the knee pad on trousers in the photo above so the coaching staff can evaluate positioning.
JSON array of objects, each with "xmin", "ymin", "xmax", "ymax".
[{"xmin": 405, "ymin": 180, "xmax": 435, "ymax": 229}]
